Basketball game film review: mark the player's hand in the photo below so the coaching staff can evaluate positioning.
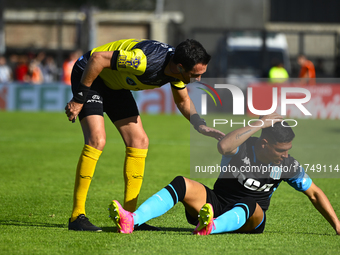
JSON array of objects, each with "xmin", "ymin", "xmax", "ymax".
[
  {"xmin": 198, "ymin": 125, "xmax": 225, "ymax": 141},
  {"xmin": 259, "ymin": 113, "xmax": 283, "ymax": 129},
  {"xmin": 65, "ymin": 99, "xmax": 84, "ymax": 122}
]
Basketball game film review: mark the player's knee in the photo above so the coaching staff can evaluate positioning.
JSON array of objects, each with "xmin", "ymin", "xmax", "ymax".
[
  {"xmin": 253, "ymin": 203, "xmax": 264, "ymax": 220},
  {"xmin": 140, "ymin": 135, "xmax": 149, "ymax": 148},
  {"xmin": 165, "ymin": 176, "xmax": 186, "ymax": 203},
  {"xmin": 182, "ymin": 177, "xmax": 195, "ymax": 193},
  {"xmin": 234, "ymin": 197, "xmax": 258, "ymax": 219},
  {"xmin": 87, "ymin": 135, "xmax": 106, "ymax": 151},
  {"xmin": 235, "ymin": 197, "xmax": 265, "ymax": 232},
  {"xmin": 127, "ymin": 134, "xmax": 149, "ymax": 149}
]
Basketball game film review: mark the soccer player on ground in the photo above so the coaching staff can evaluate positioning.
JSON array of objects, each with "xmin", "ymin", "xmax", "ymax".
[
  {"xmin": 109, "ymin": 113, "xmax": 340, "ymax": 235},
  {"xmin": 65, "ymin": 39, "xmax": 225, "ymax": 231}
]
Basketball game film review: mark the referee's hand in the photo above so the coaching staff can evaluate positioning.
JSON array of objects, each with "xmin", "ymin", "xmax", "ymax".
[
  {"xmin": 65, "ymin": 99, "xmax": 84, "ymax": 123},
  {"xmin": 198, "ymin": 125, "xmax": 225, "ymax": 141}
]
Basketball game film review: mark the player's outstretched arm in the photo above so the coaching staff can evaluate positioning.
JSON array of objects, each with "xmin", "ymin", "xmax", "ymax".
[
  {"xmin": 196, "ymin": 124, "xmax": 225, "ymax": 141},
  {"xmin": 217, "ymin": 113, "xmax": 283, "ymax": 156},
  {"xmin": 171, "ymin": 86, "xmax": 225, "ymax": 140},
  {"xmin": 303, "ymin": 182, "xmax": 340, "ymax": 235}
]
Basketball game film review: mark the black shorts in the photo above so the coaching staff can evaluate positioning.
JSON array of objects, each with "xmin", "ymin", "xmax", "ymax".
[
  {"xmin": 70, "ymin": 51, "xmax": 139, "ymax": 123},
  {"xmin": 185, "ymin": 185, "xmax": 266, "ymax": 234}
]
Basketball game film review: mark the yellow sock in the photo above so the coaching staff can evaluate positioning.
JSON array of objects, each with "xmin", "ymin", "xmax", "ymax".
[
  {"xmin": 123, "ymin": 147, "xmax": 148, "ymax": 212},
  {"xmin": 71, "ymin": 144, "xmax": 102, "ymax": 222}
]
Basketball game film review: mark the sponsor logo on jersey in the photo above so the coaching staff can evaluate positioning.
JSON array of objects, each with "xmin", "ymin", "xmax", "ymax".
[
  {"xmin": 243, "ymin": 178, "xmax": 274, "ymax": 192},
  {"xmin": 86, "ymin": 94, "xmax": 103, "ymax": 104},
  {"xmin": 242, "ymin": 157, "xmax": 251, "ymax": 165}
]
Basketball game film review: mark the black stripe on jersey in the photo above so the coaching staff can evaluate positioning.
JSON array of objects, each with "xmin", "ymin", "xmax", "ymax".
[{"xmin": 111, "ymin": 51, "xmax": 119, "ymax": 70}]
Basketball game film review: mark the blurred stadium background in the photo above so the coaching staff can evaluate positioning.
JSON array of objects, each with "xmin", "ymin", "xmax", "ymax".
[
  {"xmin": 1, "ymin": 0, "xmax": 340, "ymax": 74},
  {"xmin": 1, "ymin": 0, "xmax": 340, "ymax": 117}
]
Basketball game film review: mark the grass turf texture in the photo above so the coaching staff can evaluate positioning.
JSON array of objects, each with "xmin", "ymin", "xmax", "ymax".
[{"xmin": 0, "ymin": 111, "xmax": 339, "ymax": 255}]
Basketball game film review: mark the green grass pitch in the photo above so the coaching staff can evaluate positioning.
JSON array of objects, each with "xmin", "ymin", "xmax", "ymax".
[{"xmin": 0, "ymin": 111, "xmax": 340, "ymax": 254}]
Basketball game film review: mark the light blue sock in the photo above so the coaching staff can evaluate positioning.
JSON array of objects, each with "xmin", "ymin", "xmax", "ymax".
[
  {"xmin": 211, "ymin": 206, "xmax": 247, "ymax": 234},
  {"xmin": 133, "ymin": 188, "xmax": 175, "ymax": 226}
]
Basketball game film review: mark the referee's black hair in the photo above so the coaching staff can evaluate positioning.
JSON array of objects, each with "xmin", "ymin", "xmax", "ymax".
[
  {"xmin": 173, "ymin": 39, "xmax": 211, "ymax": 71},
  {"xmin": 261, "ymin": 121, "xmax": 295, "ymax": 144}
]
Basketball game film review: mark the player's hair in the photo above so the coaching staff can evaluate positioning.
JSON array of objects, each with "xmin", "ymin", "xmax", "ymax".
[
  {"xmin": 261, "ymin": 121, "xmax": 295, "ymax": 144},
  {"xmin": 173, "ymin": 39, "xmax": 211, "ymax": 71}
]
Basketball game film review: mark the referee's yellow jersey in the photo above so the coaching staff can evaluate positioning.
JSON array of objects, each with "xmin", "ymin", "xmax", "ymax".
[{"xmin": 91, "ymin": 39, "xmax": 186, "ymax": 91}]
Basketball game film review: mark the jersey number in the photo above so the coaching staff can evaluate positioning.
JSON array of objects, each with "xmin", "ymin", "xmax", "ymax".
[{"xmin": 244, "ymin": 178, "xmax": 274, "ymax": 192}]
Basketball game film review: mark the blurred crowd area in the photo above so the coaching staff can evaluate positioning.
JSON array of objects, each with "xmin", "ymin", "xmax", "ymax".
[{"xmin": 0, "ymin": 50, "xmax": 83, "ymax": 85}]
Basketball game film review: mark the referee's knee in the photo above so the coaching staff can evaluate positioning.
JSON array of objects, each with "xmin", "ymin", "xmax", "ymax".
[
  {"xmin": 126, "ymin": 134, "xmax": 149, "ymax": 149},
  {"xmin": 87, "ymin": 136, "xmax": 106, "ymax": 151},
  {"xmin": 139, "ymin": 135, "xmax": 149, "ymax": 148}
]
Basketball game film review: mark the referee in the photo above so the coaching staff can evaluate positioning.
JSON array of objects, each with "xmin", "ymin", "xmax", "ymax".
[{"xmin": 65, "ymin": 39, "xmax": 225, "ymax": 231}]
